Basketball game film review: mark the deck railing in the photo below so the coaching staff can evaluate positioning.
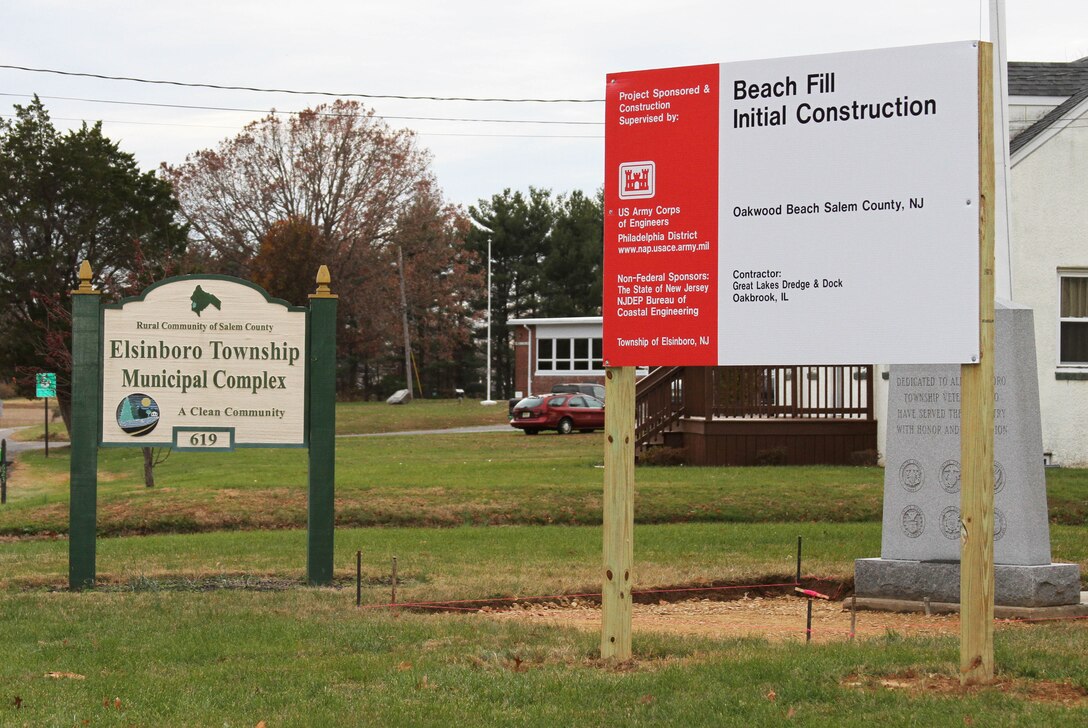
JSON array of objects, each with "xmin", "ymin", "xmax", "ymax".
[{"xmin": 707, "ymin": 365, "xmax": 874, "ymax": 419}]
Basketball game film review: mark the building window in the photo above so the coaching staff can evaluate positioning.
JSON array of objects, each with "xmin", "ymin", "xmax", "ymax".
[
  {"xmin": 1060, "ymin": 272, "xmax": 1088, "ymax": 365},
  {"xmin": 537, "ymin": 337, "xmax": 604, "ymax": 372}
]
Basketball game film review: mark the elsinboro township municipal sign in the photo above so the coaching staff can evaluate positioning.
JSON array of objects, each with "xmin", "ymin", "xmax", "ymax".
[{"xmin": 101, "ymin": 276, "xmax": 307, "ymax": 450}]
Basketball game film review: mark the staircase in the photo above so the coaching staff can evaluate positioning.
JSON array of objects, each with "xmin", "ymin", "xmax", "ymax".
[{"xmin": 634, "ymin": 366, "xmax": 684, "ymax": 450}]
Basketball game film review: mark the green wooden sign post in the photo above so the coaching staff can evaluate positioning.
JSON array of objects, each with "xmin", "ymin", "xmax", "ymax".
[
  {"xmin": 69, "ymin": 263, "xmax": 101, "ymax": 589},
  {"xmin": 68, "ymin": 262, "xmax": 338, "ymax": 590},
  {"xmin": 307, "ymin": 267, "xmax": 338, "ymax": 585}
]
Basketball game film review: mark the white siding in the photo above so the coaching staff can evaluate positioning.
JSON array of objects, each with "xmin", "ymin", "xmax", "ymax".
[{"xmin": 1011, "ymin": 98, "xmax": 1088, "ymax": 465}]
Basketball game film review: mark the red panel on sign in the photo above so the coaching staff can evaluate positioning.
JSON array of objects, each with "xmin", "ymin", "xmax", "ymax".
[{"xmin": 604, "ymin": 64, "xmax": 719, "ymax": 366}]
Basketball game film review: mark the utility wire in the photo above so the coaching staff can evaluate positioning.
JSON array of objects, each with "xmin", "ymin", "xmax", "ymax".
[
  {"xmin": 0, "ymin": 64, "xmax": 606, "ymax": 103},
  {"xmin": 0, "ymin": 113, "xmax": 604, "ymax": 139},
  {"xmin": 0, "ymin": 92, "xmax": 604, "ymax": 126}
]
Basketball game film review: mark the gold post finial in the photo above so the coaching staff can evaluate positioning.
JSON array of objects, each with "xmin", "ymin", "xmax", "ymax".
[
  {"xmin": 74, "ymin": 260, "xmax": 99, "ymax": 294},
  {"xmin": 310, "ymin": 264, "xmax": 337, "ymax": 299}
]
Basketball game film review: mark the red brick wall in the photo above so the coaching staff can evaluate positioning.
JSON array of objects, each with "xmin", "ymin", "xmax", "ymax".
[{"xmin": 513, "ymin": 324, "xmax": 605, "ymax": 397}]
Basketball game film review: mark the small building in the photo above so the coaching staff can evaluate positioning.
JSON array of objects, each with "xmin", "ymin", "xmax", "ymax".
[{"xmin": 508, "ymin": 316, "xmax": 606, "ymax": 399}]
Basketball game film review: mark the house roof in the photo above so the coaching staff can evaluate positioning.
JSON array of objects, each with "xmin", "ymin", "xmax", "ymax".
[
  {"xmin": 1008, "ymin": 57, "xmax": 1088, "ymax": 97},
  {"xmin": 1009, "ymin": 57, "xmax": 1088, "ymax": 156},
  {"xmin": 1011, "ymin": 86, "xmax": 1088, "ymax": 155}
]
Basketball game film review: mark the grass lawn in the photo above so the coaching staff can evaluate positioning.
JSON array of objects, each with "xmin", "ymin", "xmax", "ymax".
[
  {"xmin": 3, "ymin": 429, "xmax": 1085, "ymax": 537},
  {"xmin": 2, "ymin": 587, "xmax": 1086, "ymax": 727},
  {"xmin": 2, "ymin": 523, "xmax": 1087, "ymax": 725},
  {"xmin": 334, "ymin": 398, "xmax": 510, "ymax": 434},
  {"xmin": 1, "ymin": 401, "xmax": 1085, "ymax": 724}
]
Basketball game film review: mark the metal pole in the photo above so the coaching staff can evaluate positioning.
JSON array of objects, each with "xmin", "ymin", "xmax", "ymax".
[
  {"xmin": 990, "ymin": 0, "xmax": 1014, "ymax": 298},
  {"xmin": 806, "ymin": 599, "xmax": 813, "ymax": 643},
  {"xmin": 1, "ymin": 439, "xmax": 7, "ymax": 505},
  {"xmin": 481, "ymin": 239, "xmax": 496, "ymax": 405},
  {"xmin": 391, "ymin": 556, "xmax": 398, "ymax": 606},
  {"xmin": 356, "ymin": 550, "xmax": 362, "ymax": 607},
  {"xmin": 397, "ymin": 245, "xmax": 412, "ymax": 401},
  {"xmin": 44, "ymin": 397, "xmax": 49, "ymax": 458},
  {"xmin": 795, "ymin": 535, "xmax": 802, "ymax": 585}
]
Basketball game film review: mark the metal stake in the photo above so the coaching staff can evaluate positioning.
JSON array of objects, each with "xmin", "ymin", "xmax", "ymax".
[
  {"xmin": 391, "ymin": 556, "xmax": 398, "ymax": 606},
  {"xmin": 356, "ymin": 550, "xmax": 362, "ymax": 607},
  {"xmin": 795, "ymin": 536, "xmax": 802, "ymax": 585},
  {"xmin": 850, "ymin": 595, "xmax": 857, "ymax": 640}
]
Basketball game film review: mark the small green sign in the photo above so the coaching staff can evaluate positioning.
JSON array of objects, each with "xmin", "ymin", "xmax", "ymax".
[{"xmin": 36, "ymin": 372, "xmax": 57, "ymax": 398}]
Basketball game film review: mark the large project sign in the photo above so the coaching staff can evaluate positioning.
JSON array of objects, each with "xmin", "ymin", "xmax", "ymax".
[{"xmin": 604, "ymin": 42, "xmax": 982, "ymax": 366}]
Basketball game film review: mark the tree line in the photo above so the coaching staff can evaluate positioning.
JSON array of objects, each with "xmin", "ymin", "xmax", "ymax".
[{"xmin": 0, "ymin": 97, "xmax": 602, "ymax": 423}]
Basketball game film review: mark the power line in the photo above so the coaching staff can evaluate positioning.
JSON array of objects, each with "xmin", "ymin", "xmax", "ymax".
[
  {"xmin": 0, "ymin": 92, "xmax": 604, "ymax": 126},
  {"xmin": 0, "ymin": 113, "xmax": 604, "ymax": 139},
  {"xmin": 0, "ymin": 64, "xmax": 606, "ymax": 104}
]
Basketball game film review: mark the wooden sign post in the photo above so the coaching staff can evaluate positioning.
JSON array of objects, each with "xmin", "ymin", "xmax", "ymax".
[
  {"xmin": 960, "ymin": 41, "xmax": 996, "ymax": 685},
  {"xmin": 601, "ymin": 366, "xmax": 635, "ymax": 659},
  {"xmin": 67, "ymin": 263, "xmax": 337, "ymax": 589}
]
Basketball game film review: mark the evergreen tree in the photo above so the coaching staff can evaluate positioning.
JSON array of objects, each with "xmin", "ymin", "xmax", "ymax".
[{"xmin": 0, "ymin": 97, "xmax": 187, "ymax": 427}]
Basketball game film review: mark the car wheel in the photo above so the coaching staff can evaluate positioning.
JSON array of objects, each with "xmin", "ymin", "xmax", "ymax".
[
  {"xmin": 557, "ymin": 418, "xmax": 573, "ymax": 435},
  {"xmin": 524, "ymin": 429, "xmax": 539, "ymax": 436}
]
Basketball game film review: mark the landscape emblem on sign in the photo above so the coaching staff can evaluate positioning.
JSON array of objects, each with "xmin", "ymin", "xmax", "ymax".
[{"xmin": 116, "ymin": 393, "xmax": 160, "ymax": 437}]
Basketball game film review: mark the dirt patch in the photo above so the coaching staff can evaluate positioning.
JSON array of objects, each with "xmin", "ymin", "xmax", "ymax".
[
  {"xmin": 482, "ymin": 594, "xmax": 962, "ymax": 643},
  {"xmin": 843, "ymin": 670, "xmax": 1088, "ymax": 706}
]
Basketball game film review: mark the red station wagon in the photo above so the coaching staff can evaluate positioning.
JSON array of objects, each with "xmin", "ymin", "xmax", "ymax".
[{"xmin": 509, "ymin": 393, "xmax": 605, "ymax": 435}]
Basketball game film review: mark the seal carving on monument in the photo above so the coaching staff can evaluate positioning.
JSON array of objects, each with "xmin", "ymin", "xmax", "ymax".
[
  {"xmin": 899, "ymin": 460, "xmax": 924, "ymax": 492},
  {"xmin": 939, "ymin": 459, "xmax": 961, "ymax": 494},
  {"xmin": 940, "ymin": 506, "xmax": 960, "ymax": 540},
  {"xmin": 901, "ymin": 505, "xmax": 925, "ymax": 538}
]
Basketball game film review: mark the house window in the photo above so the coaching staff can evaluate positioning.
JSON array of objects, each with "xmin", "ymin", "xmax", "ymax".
[
  {"xmin": 537, "ymin": 337, "xmax": 604, "ymax": 372},
  {"xmin": 1060, "ymin": 272, "xmax": 1088, "ymax": 365}
]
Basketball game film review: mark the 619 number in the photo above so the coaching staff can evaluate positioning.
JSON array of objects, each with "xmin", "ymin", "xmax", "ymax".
[
  {"xmin": 177, "ymin": 430, "xmax": 229, "ymax": 449},
  {"xmin": 190, "ymin": 432, "xmax": 218, "ymax": 447}
]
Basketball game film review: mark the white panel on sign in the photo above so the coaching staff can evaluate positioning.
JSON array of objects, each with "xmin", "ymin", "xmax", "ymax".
[
  {"xmin": 101, "ymin": 277, "xmax": 307, "ymax": 447},
  {"xmin": 718, "ymin": 42, "xmax": 980, "ymax": 365}
]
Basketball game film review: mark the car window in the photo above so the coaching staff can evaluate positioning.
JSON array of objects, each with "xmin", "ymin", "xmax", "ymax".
[
  {"xmin": 569, "ymin": 396, "xmax": 586, "ymax": 407},
  {"xmin": 584, "ymin": 396, "xmax": 604, "ymax": 408},
  {"xmin": 517, "ymin": 397, "xmax": 545, "ymax": 407},
  {"xmin": 593, "ymin": 386, "xmax": 606, "ymax": 400},
  {"xmin": 547, "ymin": 396, "xmax": 566, "ymax": 406}
]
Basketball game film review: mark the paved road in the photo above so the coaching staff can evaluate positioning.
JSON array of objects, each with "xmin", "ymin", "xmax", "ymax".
[
  {"xmin": 337, "ymin": 424, "xmax": 510, "ymax": 438},
  {"xmin": 0, "ymin": 427, "xmax": 50, "ymax": 454}
]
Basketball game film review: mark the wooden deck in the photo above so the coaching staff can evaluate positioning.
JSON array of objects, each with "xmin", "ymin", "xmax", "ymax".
[{"xmin": 637, "ymin": 366, "xmax": 878, "ymax": 466}]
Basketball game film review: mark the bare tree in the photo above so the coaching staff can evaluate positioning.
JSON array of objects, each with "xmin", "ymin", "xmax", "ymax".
[{"xmin": 163, "ymin": 101, "xmax": 474, "ymax": 395}]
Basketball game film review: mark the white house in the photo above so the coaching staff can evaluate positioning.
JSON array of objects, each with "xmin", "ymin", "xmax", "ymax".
[
  {"xmin": 875, "ymin": 58, "xmax": 1088, "ymax": 467},
  {"xmin": 1005, "ymin": 58, "xmax": 1088, "ymax": 465}
]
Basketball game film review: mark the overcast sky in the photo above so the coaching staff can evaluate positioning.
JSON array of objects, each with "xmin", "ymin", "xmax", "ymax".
[{"xmin": 4, "ymin": 1, "xmax": 1088, "ymax": 208}]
